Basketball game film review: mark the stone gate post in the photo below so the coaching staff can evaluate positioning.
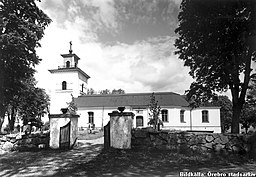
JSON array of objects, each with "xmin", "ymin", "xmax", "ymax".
[
  {"xmin": 108, "ymin": 110, "xmax": 134, "ymax": 149},
  {"xmin": 49, "ymin": 108, "xmax": 79, "ymax": 149}
]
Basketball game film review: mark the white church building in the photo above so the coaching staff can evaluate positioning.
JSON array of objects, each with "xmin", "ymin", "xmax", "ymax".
[{"xmin": 48, "ymin": 48, "xmax": 221, "ymax": 133}]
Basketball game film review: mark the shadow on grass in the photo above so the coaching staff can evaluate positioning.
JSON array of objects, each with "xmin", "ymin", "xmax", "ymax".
[
  {"xmin": 0, "ymin": 143, "xmax": 103, "ymax": 177},
  {"xmin": 0, "ymin": 143, "xmax": 255, "ymax": 177},
  {"xmin": 53, "ymin": 148, "xmax": 255, "ymax": 177}
]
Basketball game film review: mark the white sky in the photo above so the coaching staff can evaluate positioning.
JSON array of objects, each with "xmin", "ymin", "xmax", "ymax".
[{"xmin": 35, "ymin": 0, "xmax": 194, "ymax": 95}]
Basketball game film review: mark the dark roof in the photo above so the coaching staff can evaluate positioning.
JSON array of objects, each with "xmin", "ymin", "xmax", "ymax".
[
  {"xmin": 48, "ymin": 67, "xmax": 90, "ymax": 79},
  {"xmin": 74, "ymin": 92, "xmax": 189, "ymax": 108},
  {"xmin": 61, "ymin": 53, "xmax": 80, "ymax": 60}
]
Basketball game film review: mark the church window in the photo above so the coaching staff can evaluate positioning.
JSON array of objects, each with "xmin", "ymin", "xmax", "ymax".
[
  {"xmin": 88, "ymin": 112, "xmax": 94, "ymax": 124},
  {"xmin": 180, "ymin": 110, "xmax": 185, "ymax": 123},
  {"xmin": 136, "ymin": 116, "xmax": 143, "ymax": 127},
  {"xmin": 202, "ymin": 110, "xmax": 209, "ymax": 123},
  {"xmin": 161, "ymin": 109, "xmax": 168, "ymax": 122},
  {"xmin": 62, "ymin": 81, "xmax": 67, "ymax": 90},
  {"xmin": 66, "ymin": 61, "xmax": 70, "ymax": 68}
]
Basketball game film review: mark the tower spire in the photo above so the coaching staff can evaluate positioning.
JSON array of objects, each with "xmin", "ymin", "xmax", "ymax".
[{"xmin": 69, "ymin": 41, "xmax": 73, "ymax": 54}]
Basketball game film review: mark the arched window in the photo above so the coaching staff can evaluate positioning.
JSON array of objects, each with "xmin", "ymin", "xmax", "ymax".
[
  {"xmin": 66, "ymin": 61, "xmax": 70, "ymax": 68},
  {"xmin": 62, "ymin": 81, "xmax": 67, "ymax": 90},
  {"xmin": 161, "ymin": 109, "xmax": 168, "ymax": 122},
  {"xmin": 180, "ymin": 110, "xmax": 185, "ymax": 123},
  {"xmin": 202, "ymin": 110, "xmax": 209, "ymax": 123},
  {"xmin": 88, "ymin": 112, "xmax": 94, "ymax": 124}
]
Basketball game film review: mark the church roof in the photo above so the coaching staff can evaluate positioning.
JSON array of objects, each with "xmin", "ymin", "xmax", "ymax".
[
  {"xmin": 61, "ymin": 53, "xmax": 80, "ymax": 60},
  {"xmin": 74, "ymin": 92, "xmax": 189, "ymax": 108},
  {"xmin": 48, "ymin": 67, "xmax": 90, "ymax": 79}
]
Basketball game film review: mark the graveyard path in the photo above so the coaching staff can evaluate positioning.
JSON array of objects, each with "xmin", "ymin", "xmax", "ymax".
[
  {"xmin": 0, "ymin": 137, "xmax": 104, "ymax": 177},
  {"xmin": 1, "ymin": 137, "xmax": 256, "ymax": 177}
]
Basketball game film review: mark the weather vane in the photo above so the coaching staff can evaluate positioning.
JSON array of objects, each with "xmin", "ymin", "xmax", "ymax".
[{"xmin": 69, "ymin": 41, "xmax": 73, "ymax": 54}]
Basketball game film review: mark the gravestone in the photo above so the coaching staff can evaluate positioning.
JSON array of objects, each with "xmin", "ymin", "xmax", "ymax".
[{"xmin": 108, "ymin": 109, "xmax": 134, "ymax": 149}]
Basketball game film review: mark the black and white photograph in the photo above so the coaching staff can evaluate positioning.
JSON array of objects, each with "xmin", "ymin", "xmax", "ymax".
[{"xmin": 0, "ymin": 0, "xmax": 256, "ymax": 176}]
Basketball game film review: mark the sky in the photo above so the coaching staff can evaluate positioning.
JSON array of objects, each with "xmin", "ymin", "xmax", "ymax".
[{"xmin": 35, "ymin": 0, "xmax": 194, "ymax": 95}]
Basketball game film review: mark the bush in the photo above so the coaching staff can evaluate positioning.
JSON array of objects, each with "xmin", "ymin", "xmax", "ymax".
[
  {"xmin": 42, "ymin": 121, "xmax": 50, "ymax": 131},
  {"xmin": 3, "ymin": 125, "xmax": 10, "ymax": 134}
]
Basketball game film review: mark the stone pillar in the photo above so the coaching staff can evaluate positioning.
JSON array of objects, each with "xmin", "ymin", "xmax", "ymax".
[
  {"xmin": 108, "ymin": 111, "xmax": 134, "ymax": 149},
  {"xmin": 49, "ymin": 111, "xmax": 79, "ymax": 149}
]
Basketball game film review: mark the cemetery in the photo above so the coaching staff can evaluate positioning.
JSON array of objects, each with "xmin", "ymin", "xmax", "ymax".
[
  {"xmin": 1, "ymin": 0, "xmax": 256, "ymax": 176},
  {"xmin": 1, "ymin": 107, "xmax": 256, "ymax": 176}
]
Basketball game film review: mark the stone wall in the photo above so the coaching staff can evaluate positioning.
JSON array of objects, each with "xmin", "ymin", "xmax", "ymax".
[
  {"xmin": 132, "ymin": 129, "xmax": 256, "ymax": 157},
  {"xmin": 0, "ymin": 131, "xmax": 50, "ymax": 154}
]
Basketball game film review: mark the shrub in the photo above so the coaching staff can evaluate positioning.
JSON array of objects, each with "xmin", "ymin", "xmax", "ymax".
[{"xmin": 42, "ymin": 121, "xmax": 50, "ymax": 131}]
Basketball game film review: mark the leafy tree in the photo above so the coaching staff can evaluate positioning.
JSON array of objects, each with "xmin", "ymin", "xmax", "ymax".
[
  {"xmin": 99, "ymin": 89, "xmax": 125, "ymax": 95},
  {"xmin": 0, "ymin": 0, "xmax": 51, "ymax": 132},
  {"xmin": 86, "ymin": 88, "xmax": 97, "ymax": 95},
  {"xmin": 246, "ymin": 79, "xmax": 256, "ymax": 106},
  {"xmin": 240, "ymin": 103, "xmax": 256, "ymax": 134},
  {"xmin": 99, "ymin": 89, "xmax": 111, "ymax": 95},
  {"xmin": 112, "ymin": 89, "xmax": 125, "ymax": 94},
  {"xmin": 148, "ymin": 93, "xmax": 163, "ymax": 130},
  {"xmin": 175, "ymin": 0, "xmax": 256, "ymax": 133},
  {"xmin": 17, "ymin": 78, "xmax": 50, "ymax": 131},
  {"xmin": 5, "ymin": 76, "xmax": 49, "ymax": 132},
  {"xmin": 211, "ymin": 96, "xmax": 233, "ymax": 133},
  {"xmin": 239, "ymin": 79, "xmax": 256, "ymax": 133}
]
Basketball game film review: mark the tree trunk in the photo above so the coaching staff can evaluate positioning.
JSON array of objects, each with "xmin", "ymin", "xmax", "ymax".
[
  {"xmin": 0, "ymin": 102, "xmax": 6, "ymax": 134},
  {"xmin": 0, "ymin": 110, "xmax": 5, "ymax": 133},
  {"xmin": 8, "ymin": 106, "xmax": 16, "ymax": 131},
  {"xmin": 245, "ymin": 126, "xmax": 248, "ymax": 134},
  {"xmin": 0, "ymin": 48, "xmax": 4, "ymax": 134},
  {"xmin": 231, "ymin": 102, "xmax": 243, "ymax": 134}
]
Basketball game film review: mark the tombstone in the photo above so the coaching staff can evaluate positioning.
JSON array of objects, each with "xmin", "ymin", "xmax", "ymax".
[
  {"xmin": 108, "ymin": 108, "xmax": 134, "ymax": 149},
  {"xmin": 49, "ymin": 108, "xmax": 79, "ymax": 149}
]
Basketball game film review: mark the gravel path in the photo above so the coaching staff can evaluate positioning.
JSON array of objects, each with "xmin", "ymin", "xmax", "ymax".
[
  {"xmin": 77, "ymin": 137, "xmax": 104, "ymax": 147},
  {"xmin": 0, "ymin": 137, "xmax": 104, "ymax": 177}
]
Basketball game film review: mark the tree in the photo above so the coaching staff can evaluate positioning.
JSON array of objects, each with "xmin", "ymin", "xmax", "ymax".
[
  {"xmin": 17, "ymin": 78, "xmax": 50, "ymax": 131},
  {"xmin": 148, "ymin": 93, "xmax": 163, "ymax": 130},
  {"xmin": 99, "ymin": 89, "xmax": 111, "ymax": 95},
  {"xmin": 175, "ymin": 0, "xmax": 256, "ymax": 133},
  {"xmin": 211, "ymin": 96, "xmax": 233, "ymax": 133},
  {"xmin": 99, "ymin": 89, "xmax": 125, "ymax": 95},
  {"xmin": 240, "ymin": 103, "xmax": 256, "ymax": 134},
  {"xmin": 86, "ymin": 88, "xmax": 97, "ymax": 95},
  {"xmin": 112, "ymin": 89, "xmax": 125, "ymax": 94},
  {"xmin": 0, "ymin": 0, "xmax": 51, "ymax": 132},
  {"xmin": 240, "ymin": 79, "xmax": 256, "ymax": 133},
  {"xmin": 246, "ymin": 79, "xmax": 256, "ymax": 106}
]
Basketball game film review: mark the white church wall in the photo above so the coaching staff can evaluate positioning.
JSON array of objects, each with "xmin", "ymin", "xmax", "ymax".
[
  {"xmin": 161, "ymin": 107, "xmax": 191, "ymax": 131},
  {"xmin": 51, "ymin": 72, "xmax": 80, "ymax": 97},
  {"xmin": 50, "ymin": 71, "xmax": 81, "ymax": 114},
  {"xmin": 77, "ymin": 107, "xmax": 119, "ymax": 129},
  {"xmin": 132, "ymin": 108, "xmax": 149, "ymax": 128},
  {"xmin": 191, "ymin": 107, "xmax": 221, "ymax": 133},
  {"xmin": 50, "ymin": 91, "xmax": 73, "ymax": 114},
  {"xmin": 76, "ymin": 106, "xmax": 221, "ymax": 133}
]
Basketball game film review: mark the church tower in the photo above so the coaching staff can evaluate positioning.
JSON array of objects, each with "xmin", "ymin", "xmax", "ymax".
[{"xmin": 48, "ymin": 42, "xmax": 90, "ymax": 114}]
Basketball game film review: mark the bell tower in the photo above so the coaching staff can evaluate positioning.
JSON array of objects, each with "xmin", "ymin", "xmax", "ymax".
[{"xmin": 48, "ymin": 42, "xmax": 90, "ymax": 114}]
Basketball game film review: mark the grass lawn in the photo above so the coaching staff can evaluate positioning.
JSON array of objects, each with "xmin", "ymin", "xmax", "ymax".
[{"xmin": 77, "ymin": 129, "xmax": 104, "ymax": 140}]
